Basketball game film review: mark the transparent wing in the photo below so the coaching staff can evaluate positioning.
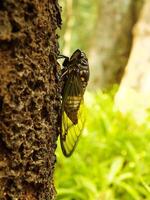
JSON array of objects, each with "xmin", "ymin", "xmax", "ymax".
[
  {"xmin": 60, "ymin": 73, "xmax": 85, "ymax": 157},
  {"xmin": 61, "ymin": 101, "xmax": 85, "ymax": 157}
]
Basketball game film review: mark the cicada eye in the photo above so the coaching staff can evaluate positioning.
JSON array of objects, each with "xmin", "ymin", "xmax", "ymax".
[{"xmin": 80, "ymin": 51, "xmax": 86, "ymax": 58}]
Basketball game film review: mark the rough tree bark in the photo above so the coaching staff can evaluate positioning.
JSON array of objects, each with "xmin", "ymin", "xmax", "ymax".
[{"xmin": 0, "ymin": 0, "xmax": 61, "ymax": 199}]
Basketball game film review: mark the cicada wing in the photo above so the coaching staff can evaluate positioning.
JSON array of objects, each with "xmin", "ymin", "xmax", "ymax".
[
  {"xmin": 61, "ymin": 101, "xmax": 85, "ymax": 157},
  {"xmin": 60, "ymin": 74, "xmax": 85, "ymax": 157}
]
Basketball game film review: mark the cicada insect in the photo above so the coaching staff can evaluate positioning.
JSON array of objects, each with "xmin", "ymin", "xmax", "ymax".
[{"xmin": 59, "ymin": 49, "xmax": 90, "ymax": 157}]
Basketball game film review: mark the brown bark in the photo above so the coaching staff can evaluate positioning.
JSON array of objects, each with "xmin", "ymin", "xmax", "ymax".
[{"xmin": 0, "ymin": 0, "xmax": 61, "ymax": 199}]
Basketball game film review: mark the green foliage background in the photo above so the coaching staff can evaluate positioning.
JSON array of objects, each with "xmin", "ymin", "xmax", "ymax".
[
  {"xmin": 58, "ymin": 0, "xmax": 98, "ymax": 53},
  {"xmin": 55, "ymin": 90, "xmax": 150, "ymax": 200}
]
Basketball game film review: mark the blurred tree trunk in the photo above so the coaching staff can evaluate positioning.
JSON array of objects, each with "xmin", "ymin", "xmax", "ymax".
[
  {"xmin": 115, "ymin": 0, "xmax": 150, "ymax": 122},
  {"xmin": 89, "ymin": 0, "xmax": 144, "ymax": 90},
  {"xmin": 0, "ymin": 0, "xmax": 61, "ymax": 199},
  {"xmin": 62, "ymin": 0, "xmax": 73, "ymax": 55}
]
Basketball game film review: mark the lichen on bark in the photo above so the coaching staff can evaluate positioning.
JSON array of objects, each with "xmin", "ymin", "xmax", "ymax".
[{"xmin": 0, "ymin": 0, "xmax": 61, "ymax": 199}]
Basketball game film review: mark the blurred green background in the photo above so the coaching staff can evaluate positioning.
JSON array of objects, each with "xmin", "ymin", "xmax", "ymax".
[
  {"xmin": 55, "ymin": 90, "xmax": 150, "ymax": 200},
  {"xmin": 55, "ymin": 0, "xmax": 150, "ymax": 199}
]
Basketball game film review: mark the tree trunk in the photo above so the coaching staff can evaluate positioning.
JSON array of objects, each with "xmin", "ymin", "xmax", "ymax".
[
  {"xmin": 62, "ymin": 0, "xmax": 73, "ymax": 56},
  {"xmin": 115, "ymin": 0, "xmax": 150, "ymax": 122},
  {"xmin": 0, "ymin": 0, "xmax": 61, "ymax": 199},
  {"xmin": 89, "ymin": 0, "xmax": 144, "ymax": 90}
]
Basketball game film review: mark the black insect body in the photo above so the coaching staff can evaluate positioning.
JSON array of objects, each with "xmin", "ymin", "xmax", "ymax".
[{"xmin": 59, "ymin": 49, "xmax": 89, "ymax": 157}]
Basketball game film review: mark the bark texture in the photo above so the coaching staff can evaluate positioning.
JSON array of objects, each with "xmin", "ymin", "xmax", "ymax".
[
  {"xmin": 0, "ymin": 0, "xmax": 61, "ymax": 199},
  {"xmin": 89, "ymin": 0, "xmax": 144, "ymax": 90},
  {"xmin": 115, "ymin": 0, "xmax": 150, "ymax": 122}
]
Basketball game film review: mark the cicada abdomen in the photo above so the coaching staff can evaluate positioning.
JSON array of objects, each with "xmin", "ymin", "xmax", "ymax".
[{"xmin": 60, "ymin": 49, "xmax": 89, "ymax": 157}]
